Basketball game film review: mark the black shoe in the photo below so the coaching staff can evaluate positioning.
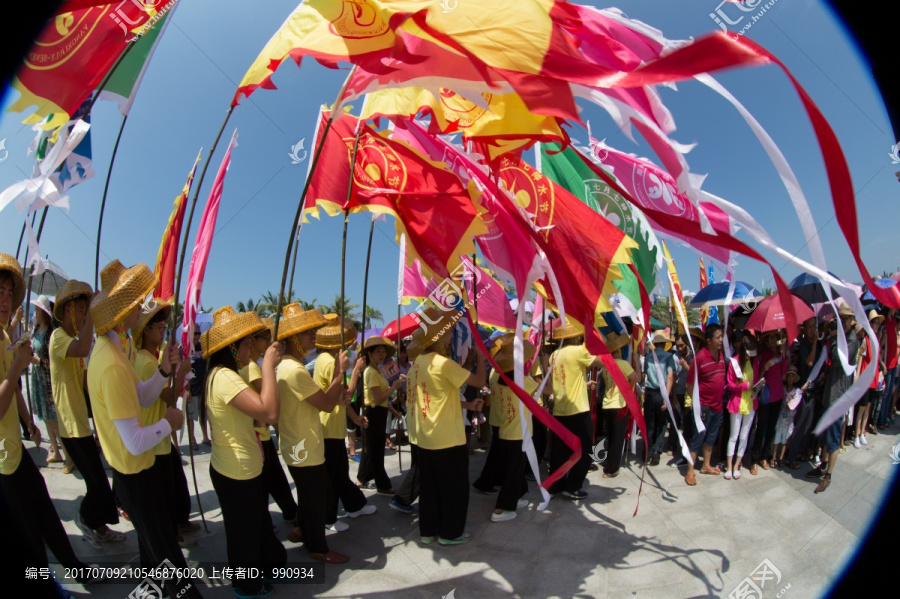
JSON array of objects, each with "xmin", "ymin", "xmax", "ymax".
[
  {"xmin": 805, "ymin": 466, "xmax": 824, "ymax": 478},
  {"xmin": 473, "ymin": 485, "xmax": 499, "ymax": 495},
  {"xmin": 562, "ymin": 490, "xmax": 588, "ymax": 500},
  {"xmin": 649, "ymin": 453, "xmax": 660, "ymax": 466}
]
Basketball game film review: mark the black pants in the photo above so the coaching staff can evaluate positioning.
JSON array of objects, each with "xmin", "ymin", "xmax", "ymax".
[
  {"xmin": 473, "ymin": 426, "xmax": 502, "ymax": 491},
  {"xmin": 0, "ymin": 451, "xmax": 84, "ymax": 571},
  {"xmin": 113, "ymin": 466, "xmax": 200, "ymax": 598},
  {"xmin": 209, "ymin": 466, "xmax": 286, "ymax": 595},
  {"xmin": 494, "ymin": 438, "xmax": 527, "ymax": 512},
  {"xmin": 668, "ymin": 393, "xmax": 686, "ymax": 452},
  {"xmin": 357, "ymin": 406, "xmax": 392, "ymax": 491},
  {"xmin": 288, "ymin": 464, "xmax": 330, "ymax": 554},
  {"xmin": 418, "ymin": 444, "xmax": 469, "ymax": 540},
  {"xmin": 600, "ymin": 408, "xmax": 628, "ymax": 474},
  {"xmin": 643, "ymin": 389, "xmax": 668, "ymax": 457},
  {"xmin": 787, "ymin": 391, "xmax": 817, "ymax": 462},
  {"xmin": 61, "ymin": 434, "xmax": 119, "ymax": 529},
  {"xmin": 751, "ymin": 401, "xmax": 781, "ymax": 462},
  {"xmin": 156, "ymin": 445, "xmax": 191, "ymax": 526},
  {"xmin": 323, "ymin": 438, "xmax": 366, "ymax": 524},
  {"xmin": 393, "ymin": 443, "xmax": 419, "ymax": 506},
  {"xmin": 261, "ymin": 438, "xmax": 296, "ymax": 521},
  {"xmin": 548, "ymin": 412, "xmax": 592, "ymax": 494}
]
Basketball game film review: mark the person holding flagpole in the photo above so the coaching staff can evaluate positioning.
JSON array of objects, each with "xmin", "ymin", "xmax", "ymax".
[
  {"xmin": 276, "ymin": 303, "xmax": 351, "ymax": 563},
  {"xmin": 203, "ymin": 307, "xmax": 286, "ymax": 598},
  {"xmin": 87, "ymin": 260, "xmax": 200, "ymax": 599}
]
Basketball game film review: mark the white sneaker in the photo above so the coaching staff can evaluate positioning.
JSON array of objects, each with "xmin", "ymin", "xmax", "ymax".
[
  {"xmin": 516, "ymin": 498, "xmax": 529, "ymax": 509},
  {"xmin": 491, "ymin": 510, "xmax": 517, "ymax": 522},
  {"xmin": 861, "ymin": 434, "xmax": 868, "ymax": 445},
  {"xmin": 853, "ymin": 437, "xmax": 861, "ymax": 449},
  {"xmin": 327, "ymin": 520, "xmax": 349, "ymax": 532},
  {"xmin": 346, "ymin": 504, "xmax": 377, "ymax": 518}
]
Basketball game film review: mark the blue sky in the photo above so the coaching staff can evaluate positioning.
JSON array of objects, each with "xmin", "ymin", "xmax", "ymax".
[{"xmin": 1, "ymin": 0, "xmax": 896, "ymax": 325}]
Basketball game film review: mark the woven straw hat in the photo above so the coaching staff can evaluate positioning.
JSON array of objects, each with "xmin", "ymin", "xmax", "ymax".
[
  {"xmin": 605, "ymin": 331, "xmax": 631, "ymax": 353},
  {"xmin": 315, "ymin": 313, "xmax": 358, "ymax": 349},
  {"xmin": 411, "ymin": 306, "xmax": 463, "ymax": 348},
  {"xmin": 0, "ymin": 253, "xmax": 25, "ymax": 309},
  {"xmin": 837, "ymin": 303, "xmax": 854, "ymax": 318},
  {"xmin": 651, "ymin": 330, "xmax": 675, "ymax": 346},
  {"xmin": 201, "ymin": 307, "xmax": 266, "ymax": 358},
  {"xmin": 868, "ymin": 309, "xmax": 885, "ymax": 326},
  {"xmin": 362, "ymin": 335, "xmax": 396, "ymax": 360},
  {"xmin": 261, "ymin": 317, "xmax": 275, "ymax": 338},
  {"xmin": 53, "ymin": 280, "xmax": 93, "ymax": 322},
  {"xmin": 490, "ymin": 333, "xmax": 536, "ymax": 373},
  {"xmin": 689, "ymin": 327, "xmax": 705, "ymax": 346},
  {"xmin": 132, "ymin": 299, "xmax": 172, "ymax": 347},
  {"xmin": 405, "ymin": 339, "xmax": 423, "ymax": 361},
  {"xmin": 552, "ymin": 315, "xmax": 584, "ymax": 341},
  {"xmin": 91, "ymin": 261, "xmax": 157, "ymax": 335},
  {"xmin": 276, "ymin": 303, "xmax": 327, "ymax": 341}
]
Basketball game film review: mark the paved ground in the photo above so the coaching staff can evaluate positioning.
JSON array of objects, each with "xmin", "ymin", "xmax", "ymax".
[{"xmin": 30, "ymin": 417, "xmax": 900, "ymax": 599}]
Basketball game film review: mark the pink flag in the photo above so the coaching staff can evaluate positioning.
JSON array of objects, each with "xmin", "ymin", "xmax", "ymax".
[
  {"xmin": 181, "ymin": 129, "xmax": 238, "ymax": 357},
  {"xmin": 460, "ymin": 256, "xmax": 517, "ymax": 331}
]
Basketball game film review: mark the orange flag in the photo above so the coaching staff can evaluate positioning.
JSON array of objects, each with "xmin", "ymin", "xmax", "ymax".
[{"xmin": 153, "ymin": 149, "xmax": 201, "ymax": 302}]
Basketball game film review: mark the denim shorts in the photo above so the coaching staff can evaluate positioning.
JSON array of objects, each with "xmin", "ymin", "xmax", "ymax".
[
  {"xmin": 689, "ymin": 406, "xmax": 723, "ymax": 453},
  {"xmin": 824, "ymin": 417, "xmax": 844, "ymax": 454}
]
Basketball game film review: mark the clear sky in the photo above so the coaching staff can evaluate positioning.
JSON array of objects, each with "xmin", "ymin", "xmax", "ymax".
[{"xmin": 1, "ymin": 0, "xmax": 896, "ymax": 325}]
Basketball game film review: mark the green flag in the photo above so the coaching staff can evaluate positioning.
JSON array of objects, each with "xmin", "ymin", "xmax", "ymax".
[
  {"xmin": 99, "ymin": 10, "xmax": 173, "ymax": 115},
  {"xmin": 538, "ymin": 142, "xmax": 662, "ymax": 306}
]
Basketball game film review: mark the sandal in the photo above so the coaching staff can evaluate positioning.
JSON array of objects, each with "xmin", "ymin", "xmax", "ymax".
[
  {"xmin": 47, "ymin": 454, "xmax": 63, "ymax": 464},
  {"xmin": 699, "ymin": 466, "xmax": 721, "ymax": 475},
  {"xmin": 684, "ymin": 473, "xmax": 697, "ymax": 486},
  {"xmin": 786, "ymin": 461, "xmax": 800, "ymax": 470},
  {"xmin": 308, "ymin": 550, "xmax": 349, "ymax": 563},
  {"xmin": 749, "ymin": 464, "xmax": 758, "ymax": 476},
  {"xmin": 62, "ymin": 463, "xmax": 75, "ymax": 474},
  {"xmin": 724, "ymin": 471, "xmax": 733, "ymax": 480},
  {"xmin": 287, "ymin": 528, "xmax": 303, "ymax": 543}
]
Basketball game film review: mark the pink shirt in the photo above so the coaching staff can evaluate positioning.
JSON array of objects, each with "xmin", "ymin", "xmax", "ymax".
[
  {"xmin": 759, "ymin": 347, "xmax": 788, "ymax": 403},
  {"xmin": 687, "ymin": 347, "xmax": 727, "ymax": 412}
]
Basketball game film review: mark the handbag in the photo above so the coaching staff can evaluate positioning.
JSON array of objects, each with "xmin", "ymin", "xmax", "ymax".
[{"xmin": 758, "ymin": 383, "xmax": 770, "ymax": 406}]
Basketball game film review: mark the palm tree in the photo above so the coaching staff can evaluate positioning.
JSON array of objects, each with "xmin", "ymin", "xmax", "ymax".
[
  {"xmin": 235, "ymin": 297, "xmax": 261, "ymax": 313},
  {"xmin": 319, "ymin": 295, "xmax": 359, "ymax": 323},
  {"xmin": 258, "ymin": 289, "xmax": 298, "ymax": 317},
  {"xmin": 360, "ymin": 305, "xmax": 384, "ymax": 330},
  {"xmin": 297, "ymin": 298, "xmax": 318, "ymax": 311}
]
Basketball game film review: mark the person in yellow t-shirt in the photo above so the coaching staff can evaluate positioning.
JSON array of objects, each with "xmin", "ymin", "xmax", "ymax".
[
  {"xmin": 598, "ymin": 332, "xmax": 637, "ymax": 479},
  {"xmin": 548, "ymin": 317, "xmax": 604, "ymax": 499},
  {"xmin": 132, "ymin": 301, "xmax": 197, "ymax": 544},
  {"xmin": 87, "ymin": 260, "xmax": 199, "ymax": 599},
  {"xmin": 389, "ymin": 339, "xmax": 422, "ymax": 514},
  {"xmin": 276, "ymin": 303, "xmax": 350, "ymax": 564},
  {"xmin": 50, "ymin": 279, "xmax": 128, "ymax": 547},
  {"xmin": 357, "ymin": 335, "xmax": 404, "ymax": 493},
  {"xmin": 238, "ymin": 321, "xmax": 297, "ymax": 525},
  {"xmin": 203, "ymin": 306, "xmax": 285, "ymax": 597},
  {"xmin": 486, "ymin": 334, "xmax": 539, "ymax": 523},
  {"xmin": 0, "ymin": 254, "xmax": 93, "ymax": 588},
  {"xmin": 313, "ymin": 315, "xmax": 372, "ymax": 532},
  {"xmin": 407, "ymin": 307, "xmax": 485, "ymax": 545}
]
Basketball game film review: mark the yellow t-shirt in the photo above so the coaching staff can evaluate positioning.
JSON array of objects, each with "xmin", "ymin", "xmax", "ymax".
[
  {"xmin": 87, "ymin": 335, "xmax": 153, "ymax": 475},
  {"xmin": 550, "ymin": 344, "xmax": 596, "ymax": 416},
  {"xmin": 0, "ymin": 330, "xmax": 23, "ymax": 475},
  {"xmin": 134, "ymin": 349, "xmax": 171, "ymax": 456},
  {"xmin": 602, "ymin": 358, "xmax": 634, "ymax": 410},
  {"xmin": 207, "ymin": 366, "xmax": 261, "ymax": 480},
  {"xmin": 363, "ymin": 366, "xmax": 390, "ymax": 408},
  {"xmin": 277, "ymin": 356, "xmax": 326, "ymax": 468},
  {"xmin": 407, "ymin": 353, "xmax": 471, "ymax": 450},
  {"xmin": 495, "ymin": 375, "xmax": 538, "ymax": 441},
  {"xmin": 48, "ymin": 328, "xmax": 91, "ymax": 438},
  {"xmin": 239, "ymin": 361, "xmax": 269, "ymax": 438},
  {"xmin": 489, "ymin": 371, "xmax": 501, "ymax": 428},
  {"xmin": 314, "ymin": 353, "xmax": 346, "ymax": 440},
  {"xmin": 738, "ymin": 360, "xmax": 755, "ymax": 416}
]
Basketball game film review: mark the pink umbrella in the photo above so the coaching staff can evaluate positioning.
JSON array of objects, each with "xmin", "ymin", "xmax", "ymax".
[
  {"xmin": 745, "ymin": 294, "xmax": 816, "ymax": 332},
  {"xmin": 891, "ymin": 272, "xmax": 900, "ymax": 283}
]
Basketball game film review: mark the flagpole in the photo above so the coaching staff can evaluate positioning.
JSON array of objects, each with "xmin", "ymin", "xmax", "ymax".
[
  {"xmin": 360, "ymin": 219, "xmax": 375, "ymax": 337},
  {"xmin": 287, "ymin": 222, "xmax": 300, "ymax": 300},
  {"xmin": 22, "ymin": 207, "xmax": 49, "ymax": 332},
  {"xmin": 94, "ymin": 115, "xmax": 128, "ymax": 289},
  {"xmin": 14, "ymin": 212, "xmax": 36, "ymax": 261},
  {"xmin": 273, "ymin": 65, "xmax": 359, "ymax": 340}
]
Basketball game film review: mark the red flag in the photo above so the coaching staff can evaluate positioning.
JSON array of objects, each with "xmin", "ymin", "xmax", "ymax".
[
  {"xmin": 304, "ymin": 112, "xmax": 483, "ymax": 279},
  {"xmin": 699, "ymin": 257, "xmax": 709, "ymax": 329},
  {"xmin": 154, "ymin": 148, "xmax": 200, "ymax": 302},
  {"xmin": 181, "ymin": 130, "xmax": 237, "ymax": 357}
]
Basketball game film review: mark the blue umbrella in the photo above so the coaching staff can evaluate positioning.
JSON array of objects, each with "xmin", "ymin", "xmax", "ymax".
[
  {"xmin": 687, "ymin": 281, "xmax": 766, "ymax": 308},
  {"xmin": 788, "ymin": 271, "xmax": 842, "ymax": 304}
]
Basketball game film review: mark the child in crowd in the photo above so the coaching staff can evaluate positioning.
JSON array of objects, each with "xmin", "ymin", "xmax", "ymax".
[{"xmin": 773, "ymin": 367, "xmax": 801, "ymax": 467}]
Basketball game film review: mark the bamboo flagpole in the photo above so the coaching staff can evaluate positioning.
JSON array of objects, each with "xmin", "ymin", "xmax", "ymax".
[
  {"xmin": 360, "ymin": 218, "xmax": 375, "ymax": 339},
  {"xmin": 272, "ymin": 66, "xmax": 359, "ymax": 340},
  {"xmin": 94, "ymin": 114, "xmax": 128, "ymax": 289}
]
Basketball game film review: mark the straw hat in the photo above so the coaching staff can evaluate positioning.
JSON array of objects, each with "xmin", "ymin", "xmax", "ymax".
[
  {"xmin": 411, "ymin": 306, "xmax": 463, "ymax": 348},
  {"xmin": 650, "ymin": 330, "xmax": 675, "ymax": 346},
  {"xmin": 405, "ymin": 339, "xmax": 423, "ymax": 361},
  {"xmin": 786, "ymin": 366, "xmax": 799, "ymax": 380},
  {"xmin": 490, "ymin": 333, "xmax": 536, "ymax": 372},
  {"xmin": 276, "ymin": 303, "xmax": 327, "ymax": 341},
  {"xmin": 0, "ymin": 253, "xmax": 25, "ymax": 309},
  {"xmin": 362, "ymin": 336, "xmax": 396, "ymax": 360},
  {"xmin": 261, "ymin": 317, "xmax": 275, "ymax": 338},
  {"xmin": 315, "ymin": 314, "xmax": 357, "ymax": 349},
  {"xmin": 91, "ymin": 261, "xmax": 157, "ymax": 335},
  {"xmin": 31, "ymin": 295, "xmax": 53, "ymax": 320},
  {"xmin": 605, "ymin": 331, "xmax": 631, "ymax": 353},
  {"xmin": 868, "ymin": 309, "xmax": 885, "ymax": 326},
  {"xmin": 689, "ymin": 327, "xmax": 705, "ymax": 346},
  {"xmin": 132, "ymin": 299, "xmax": 172, "ymax": 347},
  {"xmin": 551, "ymin": 315, "xmax": 584, "ymax": 340},
  {"xmin": 837, "ymin": 303, "xmax": 854, "ymax": 318},
  {"xmin": 54, "ymin": 280, "xmax": 94, "ymax": 322},
  {"xmin": 201, "ymin": 307, "xmax": 266, "ymax": 358}
]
